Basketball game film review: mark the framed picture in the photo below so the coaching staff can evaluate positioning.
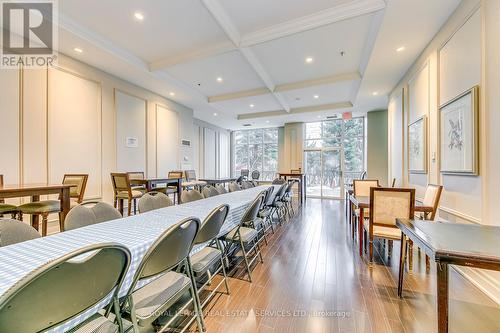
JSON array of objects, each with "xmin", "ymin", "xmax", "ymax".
[
  {"xmin": 408, "ymin": 116, "xmax": 427, "ymax": 173},
  {"xmin": 439, "ymin": 86, "xmax": 479, "ymax": 175}
]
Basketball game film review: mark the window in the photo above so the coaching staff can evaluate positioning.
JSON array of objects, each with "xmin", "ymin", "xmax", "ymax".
[
  {"xmin": 232, "ymin": 128, "xmax": 279, "ymax": 181},
  {"xmin": 304, "ymin": 117, "xmax": 365, "ymax": 185}
]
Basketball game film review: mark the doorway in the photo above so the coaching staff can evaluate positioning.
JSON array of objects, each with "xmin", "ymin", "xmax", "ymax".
[{"xmin": 304, "ymin": 148, "xmax": 344, "ymax": 199}]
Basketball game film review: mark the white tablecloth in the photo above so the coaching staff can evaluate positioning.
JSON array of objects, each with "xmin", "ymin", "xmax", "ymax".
[{"xmin": 0, "ymin": 185, "xmax": 276, "ymax": 332}]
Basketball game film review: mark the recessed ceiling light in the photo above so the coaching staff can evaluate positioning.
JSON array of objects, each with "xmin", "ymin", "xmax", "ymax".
[
  {"xmin": 213, "ymin": 112, "xmax": 218, "ymax": 116},
  {"xmin": 74, "ymin": 47, "xmax": 83, "ymax": 53},
  {"xmin": 305, "ymin": 57, "xmax": 314, "ymax": 63},
  {"xmin": 313, "ymin": 95, "xmax": 319, "ymax": 99},
  {"xmin": 249, "ymin": 104, "xmax": 255, "ymax": 108},
  {"xmin": 317, "ymin": 115, "xmax": 322, "ymax": 119},
  {"xmin": 266, "ymin": 120, "xmax": 270, "ymax": 123},
  {"xmin": 169, "ymin": 92, "xmax": 175, "ymax": 97},
  {"xmin": 396, "ymin": 46, "xmax": 406, "ymax": 52},
  {"xmin": 216, "ymin": 77, "xmax": 223, "ymax": 82},
  {"xmin": 372, "ymin": 91, "xmax": 379, "ymax": 96},
  {"xmin": 134, "ymin": 12, "xmax": 144, "ymax": 21}
]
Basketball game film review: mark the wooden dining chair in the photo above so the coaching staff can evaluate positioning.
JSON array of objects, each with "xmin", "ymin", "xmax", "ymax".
[
  {"xmin": 365, "ymin": 187, "xmax": 415, "ymax": 264},
  {"xmin": 127, "ymin": 171, "xmax": 147, "ymax": 193},
  {"xmin": 0, "ymin": 175, "xmax": 19, "ymax": 218},
  {"xmin": 420, "ymin": 184, "xmax": 443, "ymax": 271},
  {"xmin": 351, "ymin": 179, "xmax": 379, "ymax": 236},
  {"xmin": 110, "ymin": 173, "xmax": 143, "ymax": 216},
  {"xmin": 18, "ymin": 174, "xmax": 89, "ymax": 236}
]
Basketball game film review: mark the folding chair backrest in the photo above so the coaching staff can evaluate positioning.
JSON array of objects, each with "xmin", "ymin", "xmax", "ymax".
[
  {"xmin": 241, "ymin": 194, "xmax": 264, "ymax": 225},
  {"xmin": 134, "ymin": 218, "xmax": 200, "ymax": 280},
  {"xmin": 0, "ymin": 219, "xmax": 41, "ymax": 246},
  {"xmin": 264, "ymin": 186, "xmax": 275, "ymax": 206},
  {"xmin": 195, "ymin": 204, "xmax": 229, "ymax": 244},
  {"xmin": 228, "ymin": 182, "xmax": 241, "ymax": 192},
  {"xmin": 65, "ymin": 202, "xmax": 122, "ymax": 231},
  {"xmin": 0, "ymin": 243, "xmax": 130, "ymax": 332},
  {"xmin": 181, "ymin": 189, "xmax": 204, "ymax": 203},
  {"xmin": 251, "ymin": 170, "xmax": 260, "ymax": 180},
  {"xmin": 215, "ymin": 184, "xmax": 228, "ymax": 194},
  {"xmin": 138, "ymin": 192, "xmax": 173, "ymax": 213},
  {"xmin": 202, "ymin": 186, "xmax": 219, "ymax": 198},
  {"xmin": 370, "ymin": 188, "xmax": 415, "ymax": 227}
]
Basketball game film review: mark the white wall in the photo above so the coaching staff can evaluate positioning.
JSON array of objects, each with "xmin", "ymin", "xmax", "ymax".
[
  {"xmin": 0, "ymin": 53, "xmax": 194, "ymax": 205},
  {"xmin": 388, "ymin": 0, "xmax": 499, "ymax": 303},
  {"xmin": 193, "ymin": 118, "xmax": 231, "ymax": 179}
]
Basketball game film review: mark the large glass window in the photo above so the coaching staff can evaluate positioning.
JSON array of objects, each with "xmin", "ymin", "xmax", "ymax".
[
  {"xmin": 232, "ymin": 128, "xmax": 279, "ymax": 181},
  {"xmin": 304, "ymin": 117, "xmax": 365, "ymax": 186}
]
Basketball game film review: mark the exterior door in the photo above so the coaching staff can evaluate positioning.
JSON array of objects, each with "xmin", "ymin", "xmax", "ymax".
[{"xmin": 304, "ymin": 148, "xmax": 344, "ymax": 199}]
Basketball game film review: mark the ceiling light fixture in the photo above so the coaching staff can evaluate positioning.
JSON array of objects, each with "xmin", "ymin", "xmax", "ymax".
[
  {"xmin": 372, "ymin": 91, "xmax": 379, "ymax": 96},
  {"xmin": 216, "ymin": 77, "xmax": 223, "ymax": 82},
  {"xmin": 134, "ymin": 12, "xmax": 144, "ymax": 21},
  {"xmin": 396, "ymin": 46, "xmax": 406, "ymax": 52},
  {"xmin": 266, "ymin": 120, "xmax": 270, "ymax": 123},
  {"xmin": 249, "ymin": 104, "xmax": 255, "ymax": 108},
  {"xmin": 169, "ymin": 92, "xmax": 175, "ymax": 97},
  {"xmin": 305, "ymin": 57, "xmax": 314, "ymax": 63},
  {"xmin": 317, "ymin": 115, "xmax": 322, "ymax": 119},
  {"xmin": 213, "ymin": 112, "xmax": 218, "ymax": 116},
  {"xmin": 74, "ymin": 47, "xmax": 83, "ymax": 53},
  {"xmin": 313, "ymin": 95, "xmax": 319, "ymax": 99}
]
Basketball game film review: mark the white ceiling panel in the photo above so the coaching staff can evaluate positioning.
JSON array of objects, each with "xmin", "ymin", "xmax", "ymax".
[
  {"xmin": 60, "ymin": 0, "xmax": 229, "ymax": 63},
  {"xmin": 166, "ymin": 51, "xmax": 265, "ymax": 96},
  {"xmin": 210, "ymin": 93, "xmax": 283, "ymax": 116},
  {"xmin": 250, "ymin": 13, "xmax": 374, "ymax": 84},
  {"xmin": 281, "ymin": 80, "xmax": 357, "ymax": 108},
  {"xmin": 218, "ymin": 0, "xmax": 354, "ymax": 35}
]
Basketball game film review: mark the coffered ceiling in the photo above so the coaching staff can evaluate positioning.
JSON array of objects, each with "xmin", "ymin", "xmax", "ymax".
[{"xmin": 55, "ymin": 0, "xmax": 461, "ymax": 129}]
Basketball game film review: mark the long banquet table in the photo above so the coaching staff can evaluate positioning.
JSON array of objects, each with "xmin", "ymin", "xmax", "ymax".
[{"xmin": 0, "ymin": 185, "xmax": 277, "ymax": 332}]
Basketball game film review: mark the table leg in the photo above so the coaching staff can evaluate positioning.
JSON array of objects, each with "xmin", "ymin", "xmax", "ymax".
[
  {"xmin": 146, "ymin": 181, "xmax": 153, "ymax": 192},
  {"xmin": 303, "ymin": 175, "xmax": 306, "ymax": 203},
  {"xmin": 177, "ymin": 179, "xmax": 182, "ymax": 204},
  {"xmin": 59, "ymin": 187, "xmax": 71, "ymax": 231},
  {"xmin": 31, "ymin": 195, "xmax": 40, "ymax": 230},
  {"xmin": 437, "ymin": 262, "xmax": 449, "ymax": 333},
  {"xmin": 398, "ymin": 233, "xmax": 407, "ymax": 297},
  {"xmin": 358, "ymin": 208, "xmax": 364, "ymax": 257}
]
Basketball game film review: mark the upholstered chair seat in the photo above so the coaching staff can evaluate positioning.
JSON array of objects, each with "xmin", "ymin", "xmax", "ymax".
[
  {"xmin": 0, "ymin": 204, "xmax": 18, "ymax": 215},
  {"xmin": 363, "ymin": 220, "xmax": 401, "ymax": 240},
  {"xmin": 116, "ymin": 190, "xmax": 143, "ymax": 199},
  {"xmin": 190, "ymin": 247, "xmax": 222, "ymax": 276},
  {"xmin": 18, "ymin": 200, "xmax": 60, "ymax": 214}
]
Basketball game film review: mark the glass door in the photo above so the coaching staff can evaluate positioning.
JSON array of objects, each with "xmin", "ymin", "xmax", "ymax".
[
  {"xmin": 304, "ymin": 148, "xmax": 344, "ymax": 199},
  {"xmin": 321, "ymin": 148, "xmax": 343, "ymax": 199}
]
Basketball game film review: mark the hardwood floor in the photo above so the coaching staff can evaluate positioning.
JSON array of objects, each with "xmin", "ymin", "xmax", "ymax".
[{"xmin": 189, "ymin": 198, "xmax": 500, "ymax": 333}]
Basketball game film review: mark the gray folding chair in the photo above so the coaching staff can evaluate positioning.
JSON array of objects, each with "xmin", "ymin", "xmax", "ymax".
[
  {"xmin": 223, "ymin": 194, "xmax": 264, "ymax": 282},
  {"xmin": 201, "ymin": 185, "xmax": 219, "ymax": 198},
  {"xmin": 181, "ymin": 189, "xmax": 204, "ymax": 203},
  {"xmin": 215, "ymin": 184, "xmax": 228, "ymax": 194},
  {"xmin": 269, "ymin": 183, "xmax": 288, "ymax": 226},
  {"xmin": 0, "ymin": 243, "xmax": 131, "ymax": 333},
  {"xmin": 121, "ymin": 217, "xmax": 205, "ymax": 333},
  {"xmin": 241, "ymin": 181, "xmax": 254, "ymax": 189},
  {"xmin": 0, "ymin": 218, "xmax": 41, "ymax": 246},
  {"xmin": 138, "ymin": 192, "xmax": 173, "ymax": 213},
  {"xmin": 228, "ymin": 182, "xmax": 241, "ymax": 192},
  {"xmin": 64, "ymin": 202, "xmax": 122, "ymax": 231},
  {"xmin": 258, "ymin": 186, "xmax": 275, "ymax": 236},
  {"xmin": 184, "ymin": 205, "xmax": 230, "ymax": 328}
]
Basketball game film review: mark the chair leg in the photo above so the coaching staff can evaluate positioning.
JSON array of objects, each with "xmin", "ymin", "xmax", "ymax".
[
  {"xmin": 369, "ymin": 235, "xmax": 374, "ymax": 265},
  {"xmin": 408, "ymin": 240, "xmax": 414, "ymax": 271},
  {"xmin": 58, "ymin": 212, "xmax": 64, "ymax": 233},
  {"xmin": 127, "ymin": 199, "xmax": 132, "ymax": 216},
  {"xmin": 255, "ymin": 240, "xmax": 264, "ymax": 263},
  {"xmin": 388, "ymin": 240, "xmax": 393, "ymax": 258},
  {"xmin": 217, "ymin": 239, "xmax": 230, "ymax": 294},
  {"xmin": 186, "ymin": 258, "xmax": 206, "ymax": 332},
  {"xmin": 133, "ymin": 199, "xmax": 137, "ymax": 215},
  {"xmin": 42, "ymin": 213, "xmax": 48, "ymax": 236},
  {"xmin": 18, "ymin": 212, "xmax": 23, "ymax": 222},
  {"xmin": 240, "ymin": 239, "xmax": 252, "ymax": 282},
  {"xmin": 425, "ymin": 255, "xmax": 430, "ymax": 272}
]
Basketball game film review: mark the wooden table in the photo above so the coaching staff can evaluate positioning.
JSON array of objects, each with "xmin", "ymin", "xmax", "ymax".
[
  {"xmin": 130, "ymin": 178, "xmax": 182, "ymax": 203},
  {"xmin": 349, "ymin": 195, "xmax": 433, "ymax": 257},
  {"xmin": 0, "ymin": 184, "xmax": 75, "ymax": 231},
  {"xmin": 277, "ymin": 172, "xmax": 306, "ymax": 204},
  {"xmin": 199, "ymin": 177, "xmax": 236, "ymax": 187},
  {"xmin": 396, "ymin": 219, "xmax": 500, "ymax": 333}
]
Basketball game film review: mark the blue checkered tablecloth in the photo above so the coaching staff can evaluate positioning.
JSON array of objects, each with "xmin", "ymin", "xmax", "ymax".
[{"xmin": 0, "ymin": 185, "xmax": 278, "ymax": 332}]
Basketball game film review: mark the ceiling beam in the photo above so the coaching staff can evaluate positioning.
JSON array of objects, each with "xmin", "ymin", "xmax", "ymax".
[
  {"xmin": 208, "ymin": 72, "xmax": 360, "ymax": 103},
  {"xmin": 240, "ymin": 0, "xmax": 386, "ymax": 47},
  {"xmin": 149, "ymin": 41, "xmax": 237, "ymax": 71},
  {"xmin": 201, "ymin": 0, "xmax": 291, "ymax": 112},
  {"xmin": 237, "ymin": 101, "xmax": 353, "ymax": 120}
]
